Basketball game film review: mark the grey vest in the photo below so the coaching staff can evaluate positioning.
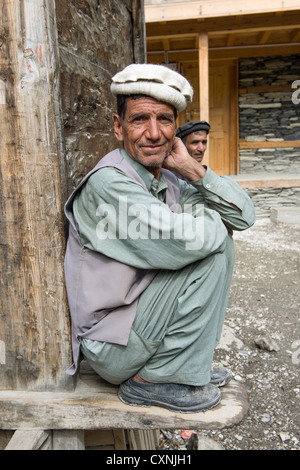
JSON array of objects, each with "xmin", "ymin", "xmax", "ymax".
[{"xmin": 64, "ymin": 149, "xmax": 180, "ymax": 374}]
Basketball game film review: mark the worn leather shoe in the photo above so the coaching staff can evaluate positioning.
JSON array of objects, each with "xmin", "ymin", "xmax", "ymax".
[
  {"xmin": 118, "ymin": 378, "xmax": 221, "ymax": 413},
  {"xmin": 210, "ymin": 365, "xmax": 232, "ymax": 387}
]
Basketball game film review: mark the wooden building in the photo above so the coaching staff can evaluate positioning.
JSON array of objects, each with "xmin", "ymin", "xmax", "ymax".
[{"xmin": 145, "ymin": 0, "xmax": 300, "ymax": 187}]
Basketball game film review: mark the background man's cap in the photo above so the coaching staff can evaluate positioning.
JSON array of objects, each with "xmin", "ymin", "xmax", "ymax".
[
  {"xmin": 111, "ymin": 63, "xmax": 193, "ymax": 112},
  {"xmin": 176, "ymin": 121, "xmax": 210, "ymax": 139}
]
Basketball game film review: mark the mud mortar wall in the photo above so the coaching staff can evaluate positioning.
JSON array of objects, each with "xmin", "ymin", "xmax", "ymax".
[{"xmin": 55, "ymin": 0, "xmax": 145, "ymax": 197}]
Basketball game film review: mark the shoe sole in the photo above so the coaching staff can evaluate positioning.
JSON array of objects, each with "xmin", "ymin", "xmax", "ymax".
[{"xmin": 118, "ymin": 388, "xmax": 221, "ymax": 413}]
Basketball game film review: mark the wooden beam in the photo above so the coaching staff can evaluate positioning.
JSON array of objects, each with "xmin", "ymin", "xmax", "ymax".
[
  {"xmin": 0, "ymin": 0, "xmax": 73, "ymax": 391},
  {"xmin": 147, "ymin": 24, "xmax": 300, "ymax": 43},
  {"xmin": 198, "ymin": 34, "xmax": 209, "ymax": 116},
  {"xmin": 258, "ymin": 30, "xmax": 272, "ymax": 44},
  {"xmin": 163, "ymin": 37, "xmax": 170, "ymax": 51},
  {"xmin": 209, "ymin": 43, "xmax": 300, "ymax": 59},
  {"xmin": 147, "ymin": 42, "xmax": 300, "ymax": 62},
  {"xmin": 226, "ymin": 33, "xmax": 236, "ymax": 47},
  {"xmin": 231, "ymin": 175, "xmax": 300, "ymax": 189},
  {"xmin": 239, "ymin": 140, "xmax": 300, "ymax": 149},
  {"xmin": 145, "ymin": 0, "xmax": 300, "ymax": 23},
  {"xmin": 146, "ymin": 12, "xmax": 300, "ymax": 38},
  {"xmin": 291, "ymin": 29, "xmax": 300, "ymax": 41},
  {"xmin": 208, "ymin": 23, "xmax": 300, "ymax": 37},
  {"xmin": 198, "ymin": 33, "xmax": 209, "ymax": 164}
]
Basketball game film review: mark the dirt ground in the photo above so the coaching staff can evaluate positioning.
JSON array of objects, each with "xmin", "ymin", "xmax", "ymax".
[{"xmin": 160, "ymin": 217, "xmax": 300, "ymax": 451}]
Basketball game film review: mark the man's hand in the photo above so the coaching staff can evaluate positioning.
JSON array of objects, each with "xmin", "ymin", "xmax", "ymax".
[{"xmin": 163, "ymin": 137, "xmax": 206, "ymax": 181}]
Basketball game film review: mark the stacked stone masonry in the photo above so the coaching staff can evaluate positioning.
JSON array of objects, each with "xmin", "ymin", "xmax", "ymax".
[
  {"xmin": 244, "ymin": 186, "xmax": 300, "ymax": 218},
  {"xmin": 239, "ymin": 54, "xmax": 300, "ymax": 175}
]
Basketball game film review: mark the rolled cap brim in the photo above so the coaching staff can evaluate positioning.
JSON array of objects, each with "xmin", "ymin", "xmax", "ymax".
[{"xmin": 111, "ymin": 64, "xmax": 193, "ymax": 112}]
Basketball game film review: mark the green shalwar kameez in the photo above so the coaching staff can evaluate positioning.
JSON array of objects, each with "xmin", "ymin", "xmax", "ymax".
[{"xmin": 74, "ymin": 150, "xmax": 255, "ymax": 386}]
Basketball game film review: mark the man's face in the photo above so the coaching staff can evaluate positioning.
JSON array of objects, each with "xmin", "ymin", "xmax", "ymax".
[
  {"xmin": 185, "ymin": 131, "xmax": 208, "ymax": 162},
  {"xmin": 114, "ymin": 96, "xmax": 176, "ymax": 170}
]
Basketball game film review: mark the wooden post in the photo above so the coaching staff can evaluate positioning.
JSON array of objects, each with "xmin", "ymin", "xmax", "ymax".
[
  {"xmin": 198, "ymin": 32, "xmax": 210, "ymax": 166},
  {"xmin": 0, "ymin": 0, "xmax": 73, "ymax": 391}
]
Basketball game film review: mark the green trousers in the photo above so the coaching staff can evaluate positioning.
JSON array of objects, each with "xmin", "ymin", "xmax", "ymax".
[{"xmin": 81, "ymin": 235, "xmax": 234, "ymax": 386}]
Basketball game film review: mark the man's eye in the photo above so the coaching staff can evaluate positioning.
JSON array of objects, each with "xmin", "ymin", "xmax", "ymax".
[
  {"xmin": 133, "ymin": 116, "xmax": 145, "ymax": 123},
  {"xmin": 159, "ymin": 116, "xmax": 173, "ymax": 123}
]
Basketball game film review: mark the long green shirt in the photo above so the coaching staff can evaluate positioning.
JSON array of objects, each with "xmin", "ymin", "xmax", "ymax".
[{"xmin": 73, "ymin": 149, "xmax": 255, "ymax": 270}]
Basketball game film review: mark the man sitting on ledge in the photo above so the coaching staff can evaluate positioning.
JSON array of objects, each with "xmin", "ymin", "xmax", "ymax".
[{"xmin": 64, "ymin": 63, "xmax": 255, "ymax": 413}]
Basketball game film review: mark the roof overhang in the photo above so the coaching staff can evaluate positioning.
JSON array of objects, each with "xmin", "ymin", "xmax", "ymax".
[
  {"xmin": 145, "ymin": 2, "xmax": 300, "ymax": 61},
  {"xmin": 145, "ymin": 0, "xmax": 300, "ymax": 23}
]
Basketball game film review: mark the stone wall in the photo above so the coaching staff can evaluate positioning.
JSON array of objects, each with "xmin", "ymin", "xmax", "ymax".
[
  {"xmin": 244, "ymin": 186, "xmax": 300, "ymax": 218},
  {"xmin": 239, "ymin": 147, "xmax": 300, "ymax": 174},
  {"xmin": 239, "ymin": 55, "xmax": 300, "ymax": 174}
]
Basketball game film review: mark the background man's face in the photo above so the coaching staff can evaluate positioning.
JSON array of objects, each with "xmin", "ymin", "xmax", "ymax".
[{"xmin": 185, "ymin": 131, "xmax": 208, "ymax": 162}]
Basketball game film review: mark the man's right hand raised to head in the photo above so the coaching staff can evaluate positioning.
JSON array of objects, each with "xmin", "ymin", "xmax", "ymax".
[{"xmin": 163, "ymin": 137, "xmax": 207, "ymax": 182}]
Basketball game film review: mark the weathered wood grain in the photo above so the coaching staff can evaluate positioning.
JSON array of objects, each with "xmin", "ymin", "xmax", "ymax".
[
  {"xmin": 0, "ymin": 0, "xmax": 73, "ymax": 391},
  {"xmin": 0, "ymin": 0, "xmax": 145, "ymax": 393},
  {"xmin": 0, "ymin": 368, "xmax": 249, "ymax": 431},
  {"xmin": 5, "ymin": 429, "xmax": 50, "ymax": 450}
]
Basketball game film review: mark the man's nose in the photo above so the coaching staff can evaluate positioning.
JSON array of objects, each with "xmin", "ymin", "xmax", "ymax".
[
  {"xmin": 145, "ymin": 119, "xmax": 160, "ymax": 140},
  {"xmin": 197, "ymin": 142, "xmax": 205, "ymax": 151}
]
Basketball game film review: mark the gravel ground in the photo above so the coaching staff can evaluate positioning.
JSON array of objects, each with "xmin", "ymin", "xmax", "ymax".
[{"xmin": 159, "ymin": 217, "xmax": 300, "ymax": 451}]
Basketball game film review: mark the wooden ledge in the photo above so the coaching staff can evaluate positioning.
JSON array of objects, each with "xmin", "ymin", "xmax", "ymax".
[
  {"xmin": 230, "ymin": 173, "xmax": 300, "ymax": 189},
  {"xmin": 239, "ymin": 140, "xmax": 300, "ymax": 149},
  {"xmin": 0, "ymin": 363, "xmax": 249, "ymax": 431}
]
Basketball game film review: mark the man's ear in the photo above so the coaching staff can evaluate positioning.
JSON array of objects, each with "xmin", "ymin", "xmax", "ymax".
[{"xmin": 113, "ymin": 114, "xmax": 124, "ymax": 142}]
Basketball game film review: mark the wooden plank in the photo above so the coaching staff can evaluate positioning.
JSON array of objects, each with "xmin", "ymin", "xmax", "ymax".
[
  {"xmin": 0, "ymin": 431, "xmax": 14, "ymax": 450},
  {"xmin": 5, "ymin": 430, "xmax": 50, "ymax": 450},
  {"xmin": 128, "ymin": 430, "xmax": 159, "ymax": 450},
  {"xmin": 231, "ymin": 175, "xmax": 300, "ymax": 189},
  {"xmin": 240, "ymin": 140, "xmax": 300, "ymax": 149},
  {"xmin": 0, "ymin": 370, "xmax": 249, "ymax": 431},
  {"xmin": 113, "ymin": 430, "xmax": 127, "ymax": 450},
  {"xmin": 85, "ymin": 430, "xmax": 115, "ymax": 448},
  {"xmin": 52, "ymin": 430, "xmax": 85, "ymax": 450}
]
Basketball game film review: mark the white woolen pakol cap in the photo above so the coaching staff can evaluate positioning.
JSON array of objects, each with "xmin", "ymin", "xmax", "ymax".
[{"xmin": 110, "ymin": 64, "xmax": 193, "ymax": 112}]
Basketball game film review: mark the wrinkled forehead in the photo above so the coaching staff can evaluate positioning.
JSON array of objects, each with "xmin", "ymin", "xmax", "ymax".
[
  {"xmin": 125, "ymin": 95, "xmax": 177, "ymax": 118},
  {"xmin": 187, "ymin": 130, "xmax": 208, "ymax": 141}
]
